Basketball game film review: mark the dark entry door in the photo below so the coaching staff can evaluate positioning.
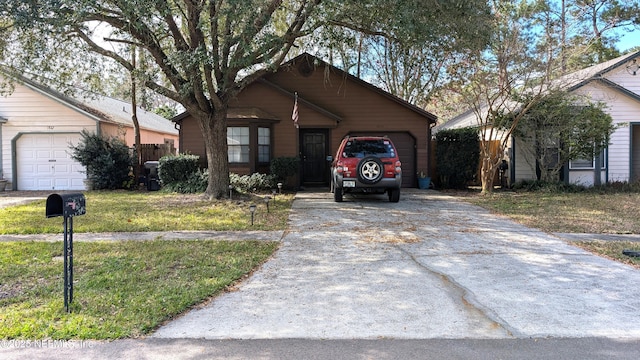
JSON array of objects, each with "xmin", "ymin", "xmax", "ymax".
[{"xmin": 301, "ymin": 130, "xmax": 329, "ymax": 185}]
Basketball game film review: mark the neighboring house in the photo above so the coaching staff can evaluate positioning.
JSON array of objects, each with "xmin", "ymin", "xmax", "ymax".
[
  {"xmin": 436, "ymin": 49, "xmax": 640, "ymax": 187},
  {"xmin": 0, "ymin": 74, "xmax": 179, "ymax": 191},
  {"xmin": 172, "ymin": 53, "xmax": 437, "ymax": 188}
]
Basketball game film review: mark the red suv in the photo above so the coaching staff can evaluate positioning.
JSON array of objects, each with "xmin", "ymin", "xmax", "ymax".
[{"xmin": 330, "ymin": 136, "xmax": 402, "ymax": 202}]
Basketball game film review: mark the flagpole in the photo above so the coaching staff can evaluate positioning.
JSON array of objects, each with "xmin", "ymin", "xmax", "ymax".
[{"xmin": 292, "ymin": 92, "xmax": 299, "ymax": 129}]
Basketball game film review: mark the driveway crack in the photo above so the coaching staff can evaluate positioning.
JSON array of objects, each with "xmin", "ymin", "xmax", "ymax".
[{"xmin": 395, "ymin": 245, "xmax": 521, "ymax": 338}]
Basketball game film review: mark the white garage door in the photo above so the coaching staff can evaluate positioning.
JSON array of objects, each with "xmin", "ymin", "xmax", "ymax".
[{"xmin": 16, "ymin": 133, "xmax": 86, "ymax": 191}]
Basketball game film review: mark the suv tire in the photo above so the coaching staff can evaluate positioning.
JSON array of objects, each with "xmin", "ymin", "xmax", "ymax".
[
  {"xmin": 357, "ymin": 156, "xmax": 384, "ymax": 185},
  {"xmin": 388, "ymin": 188, "xmax": 400, "ymax": 202},
  {"xmin": 334, "ymin": 186, "xmax": 343, "ymax": 202}
]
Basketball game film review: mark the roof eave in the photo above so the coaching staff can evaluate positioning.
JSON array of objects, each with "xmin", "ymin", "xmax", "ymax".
[{"xmin": 284, "ymin": 53, "xmax": 438, "ymax": 123}]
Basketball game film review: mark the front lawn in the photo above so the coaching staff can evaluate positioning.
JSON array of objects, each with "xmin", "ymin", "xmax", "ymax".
[
  {"xmin": 0, "ymin": 191, "xmax": 293, "ymax": 234},
  {"xmin": 459, "ymin": 190, "xmax": 640, "ymax": 269},
  {"xmin": 463, "ymin": 191, "xmax": 640, "ymax": 234},
  {"xmin": 0, "ymin": 239, "xmax": 278, "ymax": 339}
]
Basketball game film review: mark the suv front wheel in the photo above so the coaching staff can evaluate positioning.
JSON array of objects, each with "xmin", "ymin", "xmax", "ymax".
[{"xmin": 331, "ymin": 177, "xmax": 343, "ymax": 202}]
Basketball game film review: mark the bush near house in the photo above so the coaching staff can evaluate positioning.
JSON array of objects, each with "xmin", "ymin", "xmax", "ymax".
[
  {"xmin": 158, "ymin": 153, "xmax": 277, "ymax": 194},
  {"xmin": 230, "ymin": 173, "xmax": 277, "ymax": 193},
  {"xmin": 158, "ymin": 153, "xmax": 200, "ymax": 184},
  {"xmin": 70, "ymin": 130, "xmax": 134, "ymax": 190},
  {"xmin": 435, "ymin": 127, "xmax": 479, "ymax": 189},
  {"xmin": 270, "ymin": 157, "xmax": 299, "ymax": 184}
]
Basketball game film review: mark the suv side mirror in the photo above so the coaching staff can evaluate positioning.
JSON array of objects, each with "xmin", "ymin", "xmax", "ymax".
[{"xmin": 326, "ymin": 155, "xmax": 333, "ymax": 162}]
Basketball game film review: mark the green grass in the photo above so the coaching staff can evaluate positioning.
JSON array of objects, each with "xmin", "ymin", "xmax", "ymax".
[
  {"xmin": 0, "ymin": 239, "xmax": 279, "ymax": 339},
  {"xmin": 462, "ymin": 191, "xmax": 640, "ymax": 234},
  {"xmin": 573, "ymin": 241, "xmax": 640, "ymax": 269},
  {"xmin": 455, "ymin": 189, "xmax": 640, "ymax": 269},
  {"xmin": 0, "ymin": 191, "xmax": 293, "ymax": 234}
]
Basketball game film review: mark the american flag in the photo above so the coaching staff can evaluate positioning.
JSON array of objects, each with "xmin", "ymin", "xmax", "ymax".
[{"xmin": 292, "ymin": 92, "xmax": 299, "ymax": 129}]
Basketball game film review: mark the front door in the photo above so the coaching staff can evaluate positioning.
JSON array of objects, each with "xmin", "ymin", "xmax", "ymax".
[{"xmin": 300, "ymin": 130, "xmax": 329, "ymax": 185}]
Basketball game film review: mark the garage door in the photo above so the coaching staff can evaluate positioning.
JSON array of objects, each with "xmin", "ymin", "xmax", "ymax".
[
  {"xmin": 16, "ymin": 133, "xmax": 86, "ymax": 190},
  {"xmin": 350, "ymin": 132, "xmax": 416, "ymax": 188}
]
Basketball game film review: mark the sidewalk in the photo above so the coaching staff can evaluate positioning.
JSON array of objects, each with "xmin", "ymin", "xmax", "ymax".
[{"xmin": 0, "ymin": 230, "xmax": 284, "ymax": 242}]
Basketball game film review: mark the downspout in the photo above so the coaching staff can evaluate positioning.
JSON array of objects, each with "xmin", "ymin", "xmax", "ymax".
[
  {"xmin": 0, "ymin": 117, "xmax": 6, "ymax": 181},
  {"xmin": 174, "ymin": 121, "xmax": 182, "ymax": 154},
  {"xmin": 510, "ymin": 135, "xmax": 516, "ymax": 186},
  {"xmin": 428, "ymin": 121, "xmax": 436, "ymax": 181}
]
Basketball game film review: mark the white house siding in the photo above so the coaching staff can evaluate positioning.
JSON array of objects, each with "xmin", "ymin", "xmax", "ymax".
[
  {"xmin": 0, "ymin": 82, "xmax": 97, "ymax": 189},
  {"xmin": 575, "ymin": 74, "xmax": 640, "ymax": 182},
  {"xmin": 513, "ymin": 137, "xmax": 536, "ymax": 182},
  {"xmin": 568, "ymin": 170, "xmax": 607, "ymax": 186}
]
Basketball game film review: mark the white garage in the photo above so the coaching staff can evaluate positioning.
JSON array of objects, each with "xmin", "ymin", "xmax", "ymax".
[
  {"xmin": 15, "ymin": 133, "xmax": 86, "ymax": 191},
  {"xmin": 1, "ymin": 74, "xmax": 178, "ymax": 191}
]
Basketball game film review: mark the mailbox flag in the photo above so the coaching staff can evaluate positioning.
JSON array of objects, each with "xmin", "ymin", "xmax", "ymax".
[{"xmin": 292, "ymin": 92, "xmax": 299, "ymax": 129}]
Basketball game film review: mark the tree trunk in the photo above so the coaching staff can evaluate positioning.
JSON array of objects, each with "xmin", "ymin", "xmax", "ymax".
[
  {"xmin": 480, "ymin": 159, "xmax": 496, "ymax": 194},
  {"xmin": 196, "ymin": 107, "xmax": 230, "ymax": 199},
  {"xmin": 480, "ymin": 143, "xmax": 500, "ymax": 195}
]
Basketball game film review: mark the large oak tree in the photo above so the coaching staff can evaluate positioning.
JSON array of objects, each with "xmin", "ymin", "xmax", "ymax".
[{"xmin": 1, "ymin": 0, "xmax": 492, "ymax": 198}]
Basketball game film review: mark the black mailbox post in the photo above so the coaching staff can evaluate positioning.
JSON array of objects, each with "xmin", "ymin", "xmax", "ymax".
[{"xmin": 46, "ymin": 193, "xmax": 86, "ymax": 312}]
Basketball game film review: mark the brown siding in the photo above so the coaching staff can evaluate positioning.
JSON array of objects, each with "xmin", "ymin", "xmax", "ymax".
[
  {"xmin": 179, "ymin": 118, "xmax": 207, "ymax": 166},
  {"xmin": 177, "ymin": 55, "xmax": 435, "ymax": 187}
]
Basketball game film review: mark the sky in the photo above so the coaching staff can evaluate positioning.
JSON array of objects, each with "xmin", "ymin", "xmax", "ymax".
[{"xmin": 617, "ymin": 30, "xmax": 639, "ymax": 53}]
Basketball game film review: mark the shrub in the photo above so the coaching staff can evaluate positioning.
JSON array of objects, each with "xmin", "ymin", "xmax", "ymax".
[
  {"xmin": 435, "ymin": 128, "xmax": 479, "ymax": 189},
  {"xmin": 162, "ymin": 169, "xmax": 208, "ymax": 193},
  {"xmin": 70, "ymin": 130, "xmax": 134, "ymax": 190},
  {"xmin": 598, "ymin": 180, "xmax": 640, "ymax": 193},
  {"xmin": 230, "ymin": 173, "xmax": 277, "ymax": 193},
  {"xmin": 270, "ymin": 157, "xmax": 299, "ymax": 182},
  {"xmin": 158, "ymin": 154, "xmax": 200, "ymax": 184},
  {"xmin": 511, "ymin": 180, "xmax": 586, "ymax": 193}
]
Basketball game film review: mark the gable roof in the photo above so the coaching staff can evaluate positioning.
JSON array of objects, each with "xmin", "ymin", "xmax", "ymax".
[
  {"xmin": 5, "ymin": 73, "xmax": 177, "ymax": 135},
  {"xmin": 284, "ymin": 53, "xmax": 437, "ymax": 123},
  {"xmin": 437, "ymin": 49, "xmax": 640, "ymax": 132},
  {"xmin": 172, "ymin": 53, "xmax": 437, "ymax": 124},
  {"xmin": 556, "ymin": 50, "xmax": 640, "ymax": 91}
]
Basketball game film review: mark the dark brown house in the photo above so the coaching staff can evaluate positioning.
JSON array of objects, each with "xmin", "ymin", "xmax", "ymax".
[{"xmin": 172, "ymin": 53, "xmax": 437, "ymax": 188}]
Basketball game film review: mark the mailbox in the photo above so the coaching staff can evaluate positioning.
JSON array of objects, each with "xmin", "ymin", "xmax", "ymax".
[
  {"xmin": 46, "ymin": 193, "xmax": 86, "ymax": 218},
  {"xmin": 45, "ymin": 192, "xmax": 86, "ymax": 312}
]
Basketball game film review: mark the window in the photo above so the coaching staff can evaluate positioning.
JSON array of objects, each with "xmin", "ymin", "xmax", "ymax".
[
  {"xmin": 570, "ymin": 152, "xmax": 606, "ymax": 169},
  {"xmin": 343, "ymin": 139, "xmax": 395, "ymax": 158},
  {"xmin": 227, "ymin": 127, "xmax": 250, "ymax": 163},
  {"xmin": 258, "ymin": 127, "xmax": 270, "ymax": 163}
]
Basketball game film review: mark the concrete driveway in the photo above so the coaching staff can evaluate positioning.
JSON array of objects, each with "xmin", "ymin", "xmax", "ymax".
[{"xmin": 154, "ymin": 189, "xmax": 640, "ymax": 340}]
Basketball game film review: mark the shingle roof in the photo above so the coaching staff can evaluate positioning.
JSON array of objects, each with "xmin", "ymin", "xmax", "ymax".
[
  {"xmin": 6, "ymin": 73, "xmax": 177, "ymax": 135},
  {"xmin": 554, "ymin": 50, "xmax": 640, "ymax": 90},
  {"xmin": 437, "ymin": 49, "xmax": 640, "ymax": 132},
  {"xmin": 81, "ymin": 95, "xmax": 177, "ymax": 134}
]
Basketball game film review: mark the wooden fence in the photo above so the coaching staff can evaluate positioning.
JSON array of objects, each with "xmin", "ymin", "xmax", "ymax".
[{"xmin": 137, "ymin": 143, "xmax": 176, "ymax": 164}]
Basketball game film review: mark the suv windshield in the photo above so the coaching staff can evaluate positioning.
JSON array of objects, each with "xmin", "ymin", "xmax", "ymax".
[{"xmin": 342, "ymin": 139, "xmax": 395, "ymax": 158}]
